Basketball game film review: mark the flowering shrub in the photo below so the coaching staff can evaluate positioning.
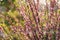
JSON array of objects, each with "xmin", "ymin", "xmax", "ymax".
[{"xmin": 0, "ymin": 0, "xmax": 60, "ymax": 40}]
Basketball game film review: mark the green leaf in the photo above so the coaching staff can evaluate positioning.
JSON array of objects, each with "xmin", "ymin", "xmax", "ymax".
[
  {"xmin": 4, "ymin": 20, "xmax": 10, "ymax": 26},
  {"xmin": 12, "ymin": 0, "xmax": 15, "ymax": 2}
]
